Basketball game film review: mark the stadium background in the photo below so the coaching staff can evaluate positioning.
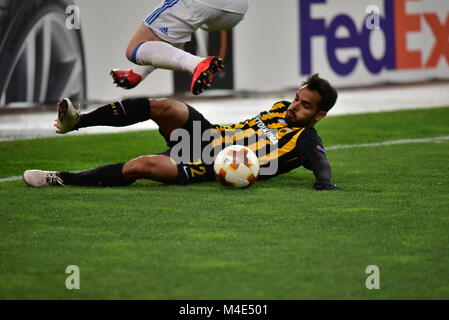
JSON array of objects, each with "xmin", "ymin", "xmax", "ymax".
[
  {"xmin": 67, "ymin": 0, "xmax": 449, "ymax": 98},
  {"xmin": 1, "ymin": 0, "xmax": 449, "ymax": 301},
  {"xmin": 1, "ymin": 0, "xmax": 448, "ymax": 139},
  {"xmin": 2, "ymin": 0, "xmax": 448, "ymax": 104}
]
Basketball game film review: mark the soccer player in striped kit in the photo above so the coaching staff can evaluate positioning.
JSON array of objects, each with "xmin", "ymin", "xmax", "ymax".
[
  {"xmin": 111, "ymin": 0, "xmax": 249, "ymax": 95},
  {"xmin": 24, "ymin": 74, "xmax": 342, "ymax": 191}
]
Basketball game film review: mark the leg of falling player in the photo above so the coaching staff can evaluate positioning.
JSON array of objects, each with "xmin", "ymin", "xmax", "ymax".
[{"xmin": 110, "ymin": 0, "xmax": 249, "ymax": 94}]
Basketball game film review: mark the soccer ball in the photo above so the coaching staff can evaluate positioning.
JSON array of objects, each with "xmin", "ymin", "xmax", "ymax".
[{"xmin": 213, "ymin": 145, "xmax": 260, "ymax": 188}]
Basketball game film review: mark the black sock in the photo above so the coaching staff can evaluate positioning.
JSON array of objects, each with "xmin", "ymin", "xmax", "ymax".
[
  {"xmin": 58, "ymin": 163, "xmax": 135, "ymax": 187},
  {"xmin": 75, "ymin": 98, "xmax": 151, "ymax": 129}
]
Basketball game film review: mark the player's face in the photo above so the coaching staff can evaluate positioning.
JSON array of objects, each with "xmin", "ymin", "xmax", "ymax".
[{"xmin": 285, "ymin": 87, "xmax": 327, "ymax": 127}]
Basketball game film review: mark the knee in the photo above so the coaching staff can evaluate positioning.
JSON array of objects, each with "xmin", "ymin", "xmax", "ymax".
[
  {"xmin": 150, "ymin": 98, "xmax": 175, "ymax": 119},
  {"xmin": 125, "ymin": 40, "xmax": 150, "ymax": 62},
  {"xmin": 125, "ymin": 44, "xmax": 136, "ymax": 62},
  {"xmin": 126, "ymin": 41, "xmax": 145, "ymax": 62},
  {"xmin": 123, "ymin": 156, "xmax": 157, "ymax": 178}
]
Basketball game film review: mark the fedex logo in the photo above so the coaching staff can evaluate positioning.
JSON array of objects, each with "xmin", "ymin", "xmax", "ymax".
[{"xmin": 300, "ymin": 0, "xmax": 449, "ymax": 75}]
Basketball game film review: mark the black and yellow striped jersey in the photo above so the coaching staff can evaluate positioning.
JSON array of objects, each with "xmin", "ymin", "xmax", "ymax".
[{"xmin": 209, "ymin": 101, "xmax": 328, "ymax": 179}]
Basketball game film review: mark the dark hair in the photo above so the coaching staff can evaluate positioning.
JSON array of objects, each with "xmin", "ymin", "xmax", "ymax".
[{"xmin": 301, "ymin": 73, "xmax": 338, "ymax": 112}]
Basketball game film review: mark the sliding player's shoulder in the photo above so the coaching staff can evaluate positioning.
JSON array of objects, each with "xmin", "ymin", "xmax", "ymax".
[
  {"xmin": 270, "ymin": 100, "xmax": 291, "ymax": 111},
  {"xmin": 302, "ymin": 128, "xmax": 326, "ymax": 152}
]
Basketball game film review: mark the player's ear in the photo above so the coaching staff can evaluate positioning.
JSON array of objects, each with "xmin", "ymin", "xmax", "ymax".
[{"xmin": 315, "ymin": 111, "xmax": 327, "ymax": 121}]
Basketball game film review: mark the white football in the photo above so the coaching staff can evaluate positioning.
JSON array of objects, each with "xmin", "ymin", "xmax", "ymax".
[{"xmin": 213, "ymin": 145, "xmax": 260, "ymax": 188}]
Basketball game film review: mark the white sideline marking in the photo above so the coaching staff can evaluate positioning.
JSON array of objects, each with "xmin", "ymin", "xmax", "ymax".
[
  {"xmin": 0, "ymin": 175, "xmax": 22, "ymax": 182},
  {"xmin": 327, "ymin": 135, "xmax": 449, "ymax": 150},
  {"xmin": 1, "ymin": 135, "xmax": 448, "ymax": 183}
]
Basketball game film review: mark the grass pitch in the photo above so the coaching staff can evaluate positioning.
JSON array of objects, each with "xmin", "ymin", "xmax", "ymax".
[{"xmin": 1, "ymin": 106, "xmax": 448, "ymax": 299}]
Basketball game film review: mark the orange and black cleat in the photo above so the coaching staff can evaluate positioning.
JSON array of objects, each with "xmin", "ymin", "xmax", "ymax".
[
  {"xmin": 110, "ymin": 69, "xmax": 142, "ymax": 89},
  {"xmin": 190, "ymin": 56, "xmax": 225, "ymax": 95}
]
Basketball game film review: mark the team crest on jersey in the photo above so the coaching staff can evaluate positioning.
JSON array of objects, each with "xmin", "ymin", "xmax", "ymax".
[
  {"xmin": 316, "ymin": 144, "xmax": 326, "ymax": 154},
  {"xmin": 277, "ymin": 127, "xmax": 292, "ymax": 139}
]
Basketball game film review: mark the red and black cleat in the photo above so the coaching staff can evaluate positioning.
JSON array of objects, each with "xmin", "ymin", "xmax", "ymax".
[
  {"xmin": 110, "ymin": 69, "xmax": 142, "ymax": 89},
  {"xmin": 190, "ymin": 56, "xmax": 225, "ymax": 95}
]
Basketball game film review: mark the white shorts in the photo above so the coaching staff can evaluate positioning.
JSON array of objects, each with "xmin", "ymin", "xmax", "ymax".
[{"xmin": 143, "ymin": 0, "xmax": 247, "ymax": 45}]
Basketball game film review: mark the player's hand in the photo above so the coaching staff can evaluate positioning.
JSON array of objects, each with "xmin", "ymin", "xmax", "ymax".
[{"xmin": 313, "ymin": 181, "xmax": 342, "ymax": 191}]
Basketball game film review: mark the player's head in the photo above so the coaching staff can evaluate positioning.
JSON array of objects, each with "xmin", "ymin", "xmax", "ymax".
[{"xmin": 286, "ymin": 74, "xmax": 338, "ymax": 127}]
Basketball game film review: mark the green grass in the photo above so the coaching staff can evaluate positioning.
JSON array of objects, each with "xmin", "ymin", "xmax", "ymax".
[{"xmin": 1, "ymin": 107, "xmax": 449, "ymax": 299}]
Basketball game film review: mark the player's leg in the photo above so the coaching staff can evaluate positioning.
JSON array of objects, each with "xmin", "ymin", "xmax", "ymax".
[
  {"xmin": 115, "ymin": 0, "xmax": 224, "ymax": 94},
  {"xmin": 200, "ymin": 2, "xmax": 247, "ymax": 33},
  {"xmin": 122, "ymin": 155, "xmax": 178, "ymax": 183},
  {"xmin": 149, "ymin": 98, "xmax": 190, "ymax": 139},
  {"xmin": 23, "ymin": 155, "xmax": 179, "ymax": 187},
  {"xmin": 131, "ymin": 38, "xmax": 225, "ymax": 95},
  {"xmin": 55, "ymin": 97, "xmax": 190, "ymax": 139},
  {"xmin": 24, "ymin": 163, "xmax": 133, "ymax": 187},
  {"xmin": 125, "ymin": 23, "xmax": 165, "ymax": 62},
  {"xmin": 111, "ymin": 24, "xmax": 162, "ymax": 89},
  {"xmin": 127, "ymin": 25, "xmax": 203, "ymax": 74},
  {"xmin": 112, "ymin": 1, "xmax": 204, "ymax": 90},
  {"xmin": 55, "ymin": 98, "xmax": 152, "ymax": 134}
]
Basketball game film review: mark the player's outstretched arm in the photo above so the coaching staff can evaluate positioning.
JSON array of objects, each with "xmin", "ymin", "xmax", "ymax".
[
  {"xmin": 303, "ymin": 148, "xmax": 342, "ymax": 191},
  {"xmin": 313, "ymin": 180, "xmax": 342, "ymax": 191}
]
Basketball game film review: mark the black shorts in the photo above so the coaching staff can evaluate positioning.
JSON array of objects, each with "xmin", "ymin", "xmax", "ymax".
[{"xmin": 158, "ymin": 105, "xmax": 218, "ymax": 185}]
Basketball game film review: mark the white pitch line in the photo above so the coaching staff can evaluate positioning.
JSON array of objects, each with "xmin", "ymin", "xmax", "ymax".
[
  {"xmin": 327, "ymin": 135, "xmax": 449, "ymax": 150},
  {"xmin": 0, "ymin": 175, "xmax": 22, "ymax": 182},
  {"xmin": 1, "ymin": 135, "xmax": 449, "ymax": 183}
]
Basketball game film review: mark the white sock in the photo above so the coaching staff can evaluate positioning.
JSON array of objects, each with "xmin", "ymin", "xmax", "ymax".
[
  {"xmin": 134, "ymin": 41, "xmax": 204, "ymax": 74},
  {"xmin": 132, "ymin": 65, "xmax": 155, "ymax": 79}
]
